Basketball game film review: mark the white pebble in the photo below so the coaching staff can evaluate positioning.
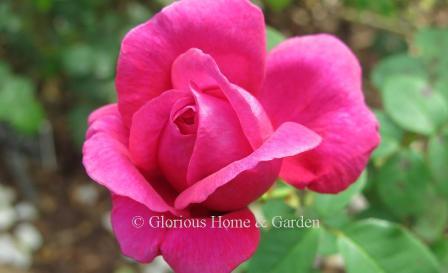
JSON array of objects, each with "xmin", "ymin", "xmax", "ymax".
[
  {"xmin": 0, "ymin": 234, "xmax": 31, "ymax": 268},
  {"xmin": 0, "ymin": 206, "xmax": 17, "ymax": 231},
  {"xmin": 142, "ymin": 256, "xmax": 171, "ymax": 273},
  {"xmin": 326, "ymin": 254, "xmax": 345, "ymax": 269},
  {"xmin": 349, "ymin": 194, "xmax": 369, "ymax": 213},
  {"xmin": 102, "ymin": 211, "xmax": 112, "ymax": 232},
  {"xmin": 15, "ymin": 202, "xmax": 38, "ymax": 221},
  {"xmin": 0, "ymin": 185, "xmax": 16, "ymax": 207},
  {"xmin": 74, "ymin": 184, "xmax": 99, "ymax": 206},
  {"xmin": 14, "ymin": 223, "xmax": 43, "ymax": 252}
]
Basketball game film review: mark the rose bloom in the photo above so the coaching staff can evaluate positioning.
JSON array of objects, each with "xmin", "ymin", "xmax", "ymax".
[{"xmin": 82, "ymin": 0, "xmax": 380, "ymax": 272}]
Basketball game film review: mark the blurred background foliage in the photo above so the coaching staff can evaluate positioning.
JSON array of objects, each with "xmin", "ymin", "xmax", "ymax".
[{"xmin": 0, "ymin": 0, "xmax": 447, "ymax": 273}]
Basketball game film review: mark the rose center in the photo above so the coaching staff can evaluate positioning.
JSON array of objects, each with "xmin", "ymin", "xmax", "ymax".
[{"xmin": 173, "ymin": 106, "xmax": 197, "ymax": 135}]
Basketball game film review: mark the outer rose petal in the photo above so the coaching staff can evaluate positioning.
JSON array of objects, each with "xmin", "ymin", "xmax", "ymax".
[
  {"xmin": 258, "ymin": 34, "xmax": 380, "ymax": 193},
  {"xmin": 87, "ymin": 104, "xmax": 119, "ymax": 125},
  {"xmin": 83, "ymin": 105, "xmax": 177, "ymax": 214},
  {"xmin": 175, "ymin": 122, "xmax": 322, "ymax": 210},
  {"xmin": 161, "ymin": 209, "xmax": 260, "ymax": 273},
  {"xmin": 111, "ymin": 196, "xmax": 259, "ymax": 273},
  {"xmin": 116, "ymin": 0, "xmax": 265, "ymax": 125},
  {"xmin": 111, "ymin": 195, "xmax": 166, "ymax": 263},
  {"xmin": 86, "ymin": 104, "xmax": 128, "ymax": 145},
  {"xmin": 203, "ymin": 160, "xmax": 281, "ymax": 211}
]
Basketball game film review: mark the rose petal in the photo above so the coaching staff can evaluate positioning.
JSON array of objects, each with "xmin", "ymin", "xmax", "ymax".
[
  {"xmin": 170, "ymin": 48, "xmax": 284, "ymax": 210},
  {"xmin": 129, "ymin": 90, "xmax": 190, "ymax": 178},
  {"xmin": 172, "ymin": 48, "xmax": 273, "ymax": 149},
  {"xmin": 161, "ymin": 208, "xmax": 260, "ymax": 273},
  {"xmin": 175, "ymin": 122, "xmax": 322, "ymax": 210},
  {"xmin": 111, "ymin": 195, "xmax": 167, "ymax": 263},
  {"xmin": 112, "ymin": 196, "xmax": 260, "ymax": 273},
  {"xmin": 258, "ymin": 34, "xmax": 380, "ymax": 193},
  {"xmin": 86, "ymin": 104, "xmax": 128, "ymax": 145},
  {"xmin": 158, "ymin": 96, "xmax": 197, "ymax": 192},
  {"xmin": 117, "ymin": 0, "xmax": 265, "ymax": 125},
  {"xmin": 203, "ymin": 159, "xmax": 281, "ymax": 211},
  {"xmin": 186, "ymin": 87, "xmax": 253, "ymax": 188},
  {"xmin": 83, "ymin": 106, "xmax": 177, "ymax": 214},
  {"xmin": 87, "ymin": 104, "xmax": 119, "ymax": 125}
]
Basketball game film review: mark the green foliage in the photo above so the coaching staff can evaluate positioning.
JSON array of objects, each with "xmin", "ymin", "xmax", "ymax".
[
  {"xmin": 262, "ymin": 199, "xmax": 295, "ymax": 222},
  {"xmin": 414, "ymin": 28, "xmax": 448, "ymax": 78},
  {"xmin": 62, "ymin": 44, "xmax": 97, "ymax": 78},
  {"xmin": 0, "ymin": 0, "xmax": 151, "ymax": 143},
  {"xmin": 371, "ymin": 111, "xmax": 403, "ymax": 162},
  {"xmin": 264, "ymin": 0, "xmax": 292, "ymax": 12},
  {"xmin": 266, "ymin": 26, "xmax": 286, "ymax": 51},
  {"xmin": 338, "ymin": 219, "xmax": 441, "ymax": 273},
  {"xmin": 248, "ymin": 228, "xmax": 320, "ymax": 273},
  {"xmin": 312, "ymin": 172, "xmax": 367, "ymax": 217},
  {"xmin": 375, "ymin": 149, "xmax": 431, "ymax": 218},
  {"xmin": 343, "ymin": 0, "xmax": 399, "ymax": 16},
  {"xmin": 253, "ymin": 27, "xmax": 448, "ymax": 271},
  {"xmin": 428, "ymin": 129, "xmax": 448, "ymax": 197},
  {"xmin": 367, "ymin": 26, "xmax": 448, "ymax": 271},
  {"xmin": 413, "ymin": 197, "xmax": 448, "ymax": 242},
  {"xmin": 382, "ymin": 76, "xmax": 448, "ymax": 135},
  {"xmin": 371, "ymin": 54, "xmax": 427, "ymax": 91},
  {"xmin": 0, "ymin": 63, "xmax": 44, "ymax": 134},
  {"xmin": 433, "ymin": 240, "xmax": 448, "ymax": 270}
]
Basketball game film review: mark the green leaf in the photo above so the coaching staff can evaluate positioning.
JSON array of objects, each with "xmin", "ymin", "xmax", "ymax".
[
  {"xmin": 372, "ymin": 111, "xmax": 403, "ymax": 162},
  {"xmin": 374, "ymin": 110, "xmax": 403, "ymax": 139},
  {"xmin": 415, "ymin": 28, "xmax": 448, "ymax": 59},
  {"xmin": 0, "ymin": 2, "xmax": 21, "ymax": 33},
  {"xmin": 356, "ymin": 198, "xmax": 397, "ymax": 223},
  {"xmin": 0, "ymin": 77, "xmax": 44, "ymax": 134},
  {"xmin": 233, "ymin": 261, "xmax": 249, "ymax": 273},
  {"xmin": 34, "ymin": 0, "xmax": 53, "ymax": 13},
  {"xmin": 413, "ymin": 197, "xmax": 448, "ymax": 242},
  {"xmin": 265, "ymin": 0, "xmax": 292, "ymax": 12},
  {"xmin": 338, "ymin": 219, "xmax": 441, "ymax": 273},
  {"xmin": 432, "ymin": 240, "xmax": 448, "ymax": 270},
  {"xmin": 435, "ymin": 78, "xmax": 448, "ymax": 107},
  {"xmin": 62, "ymin": 44, "xmax": 95, "ymax": 77},
  {"xmin": 344, "ymin": 0, "xmax": 397, "ymax": 16},
  {"xmin": 312, "ymin": 172, "xmax": 367, "ymax": 217},
  {"xmin": 371, "ymin": 54, "xmax": 427, "ymax": 91},
  {"xmin": 0, "ymin": 62, "xmax": 10, "ymax": 87},
  {"xmin": 318, "ymin": 227, "xmax": 338, "ymax": 256},
  {"xmin": 93, "ymin": 50, "xmax": 115, "ymax": 80},
  {"xmin": 415, "ymin": 28, "xmax": 448, "ymax": 61},
  {"xmin": 371, "ymin": 32, "xmax": 407, "ymax": 56},
  {"xmin": 266, "ymin": 26, "xmax": 285, "ymax": 51},
  {"xmin": 375, "ymin": 149, "xmax": 431, "ymax": 218},
  {"xmin": 428, "ymin": 129, "xmax": 448, "ymax": 197},
  {"xmin": 339, "ymin": 235, "xmax": 385, "ymax": 273},
  {"xmin": 262, "ymin": 199, "xmax": 295, "ymax": 223},
  {"xmin": 248, "ymin": 228, "xmax": 320, "ymax": 273},
  {"xmin": 126, "ymin": 2, "xmax": 153, "ymax": 24},
  {"xmin": 414, "ymin": 28, "xmax": 448, "ymax": 79},
  {"xmin": 382, "ymin": 75, "xmax": 448, "ymax": 135}
]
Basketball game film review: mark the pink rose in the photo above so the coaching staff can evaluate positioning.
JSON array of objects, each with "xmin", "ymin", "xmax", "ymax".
[{"xmin": 82, "ymin": 0, "xmax": 380, "ymax": 272}]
